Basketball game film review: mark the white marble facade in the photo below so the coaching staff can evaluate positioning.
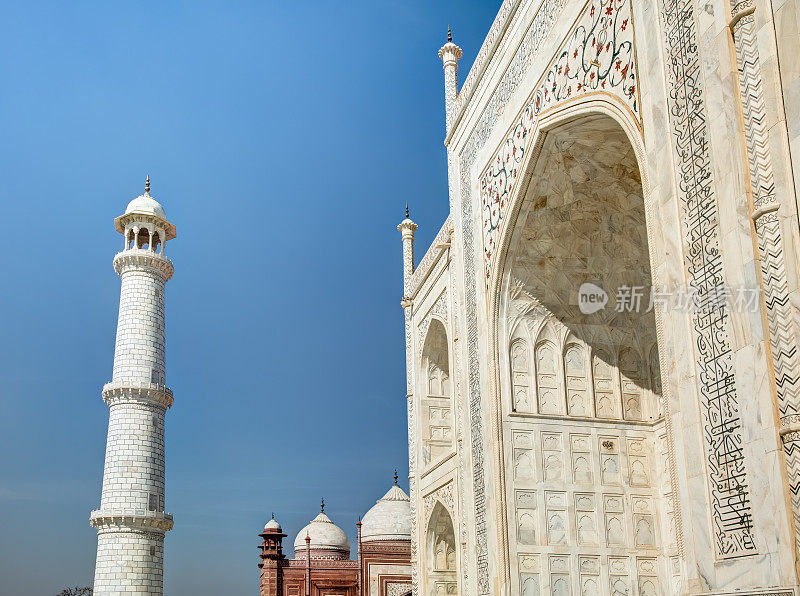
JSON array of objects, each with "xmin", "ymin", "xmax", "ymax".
[{"xmin": 401, "ymin": 1, "xmax": 800, "ymax": 594}]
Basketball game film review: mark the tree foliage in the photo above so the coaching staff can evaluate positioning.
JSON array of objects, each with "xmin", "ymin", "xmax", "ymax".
[{"xmin": 56, "ymin": 587, "xmax": 92, "ymax": 596}]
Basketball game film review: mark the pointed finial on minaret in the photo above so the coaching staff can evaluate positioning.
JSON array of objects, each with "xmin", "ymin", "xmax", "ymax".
[
  {"xmin": 145, "ymin": 175, "xmax": 150, "ymax": 195},
  {"xmin": 438, "ymin": 27, "xmax": 463, "ymax": 133},
  {"xmin": 394, "ymin": 469, "xmax": 399, "ymax": 485},
  {"xmin": 271, "ymin": 511, "xmax": 274, "ymax": 520},
  {"xmin": 398, "ymin": 205, "xmax": 418, "ymax": 307},
  {"xmin": 321, "ymin": 497, "xmax": 325, "ymax": 513}
]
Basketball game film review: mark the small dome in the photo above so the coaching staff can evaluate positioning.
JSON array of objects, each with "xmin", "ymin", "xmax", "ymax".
[
  {"xmin": 264, "ymin": 518, "xmax": 282, "ymax": 531},
  {"xmin": 361, "ymin": 484, "xmax": 411, "ymax": 542},
  {"xmin": 294, "ymin": 511, "xmax": 350, "ymax": 559},
  {"xmin": 125, "ymin": 193, "xmax": 167, "ymax": 220}
]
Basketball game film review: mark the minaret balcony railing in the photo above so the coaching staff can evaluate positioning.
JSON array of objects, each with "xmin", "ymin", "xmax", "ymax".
[
  {"xmin": 89, "ymin": 509, "xmax": 174, "ymax": 533},
  {"xmin": 102, "ymin": 382, "xmax": 174, "ymax": 409},
  {"xmin": 113, "ymin": 250, "xmax": 174, "ymax": 280}
]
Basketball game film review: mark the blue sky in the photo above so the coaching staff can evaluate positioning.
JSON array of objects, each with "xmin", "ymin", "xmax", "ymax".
[{"xmin": 0, "ymin": 1, "xmax": 500, "ymax": 594}]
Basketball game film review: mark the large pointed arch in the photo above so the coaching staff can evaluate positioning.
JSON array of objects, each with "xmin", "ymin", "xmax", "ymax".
[{"xmin": 485, "ymin": 101, "xmax": 675, "ymax": 588}]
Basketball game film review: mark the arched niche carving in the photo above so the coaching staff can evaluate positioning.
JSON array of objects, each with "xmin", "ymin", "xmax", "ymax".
[
  {"xmin": 535, "ymin": 337, "xmax": 562, "ymax": 415},
  {"xmin": 593, "ymin": 349, "xmax": 619, "ymax": 420},
  {"xmin": 426, "ymin": 501, "xmax": 458, "ymax": 596},
  {"xmin": 420, "ymin": 318, "xmax": 453, "ymax": 466},
  {"xmin": 497, "ymin": 114, "xmax": 664, "ymax": 423},
  {"xmin": 510, "ymin": 334, "xmax": 534, "ymax": 413},
  {"xmin": 619, "ymin": 347, "xmax": 645, "ymax": 421},
  {"xmin": 564, "ymin": 340, "xmax": 591, "ymax": 417},
  {"xmin": 493, "ymin": 114, "xmax": 670, "ymax": 585}
]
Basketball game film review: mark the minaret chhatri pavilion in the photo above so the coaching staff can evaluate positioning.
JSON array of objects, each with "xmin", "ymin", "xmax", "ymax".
[{"xmin": 90, "ymin": 177, "xmax": 177, "ymax": 595}]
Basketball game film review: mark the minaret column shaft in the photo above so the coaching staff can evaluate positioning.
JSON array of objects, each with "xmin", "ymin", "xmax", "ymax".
[
  {"xmin": 112, "ymin": 268, "xmax": 166, "ymax": 385},
  {"xmin": 91, "ymin": 183, "xmax": 176, "ymax": 596}
]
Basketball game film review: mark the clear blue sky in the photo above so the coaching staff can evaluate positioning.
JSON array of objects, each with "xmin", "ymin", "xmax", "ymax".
[{"xmin": 0, "ymin": 1, "xmax": 499, "ymax": 594}]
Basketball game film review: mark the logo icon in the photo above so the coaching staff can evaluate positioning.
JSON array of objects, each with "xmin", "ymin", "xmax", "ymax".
[{"xmin": 578, "ymin": 282, "xmax": 608, "ymax": 314}]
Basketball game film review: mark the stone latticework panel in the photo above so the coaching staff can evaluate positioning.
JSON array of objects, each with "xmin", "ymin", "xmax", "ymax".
[{"xmin": 386, "ymin": 582, "xmax": 412, "ymax": 596}]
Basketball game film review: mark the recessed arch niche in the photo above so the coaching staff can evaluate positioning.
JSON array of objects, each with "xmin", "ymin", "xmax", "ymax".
[
  {"xmin": 420, "ymin": 318, "xmax": 454, "ymax": 466},
  {"xmin": 494, "ymin": 113, "xmax": 668, "ymax": 589}
]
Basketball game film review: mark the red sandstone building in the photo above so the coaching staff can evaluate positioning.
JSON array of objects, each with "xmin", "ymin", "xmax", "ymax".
[{"xmin": 258, "ymin": 480, "xmax": 411, "ymax": 596}]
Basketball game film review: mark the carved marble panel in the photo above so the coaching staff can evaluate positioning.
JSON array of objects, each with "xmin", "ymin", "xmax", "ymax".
[
  {"xmin": 565, "ymin": 342, "xmax": 592, "ymax": 416},
  {"xmin": 579, "ymin": 556, "xmax": 601, "ymax": 596},
  {"xmin": 517, "ymin": 508, "xmax": 537, "ymax": 545},
  {"xmin": 570, "ymin": 434, "xmax": 593, "ymax": 485},
  {"xmin": 545, "ymin": 491, "xmax": 568, "ymax": 545},
  {"xmin": 536, "ymin": 340, "xmax": 563, "ymax": 415},
  {"xmin": 521, "ymin": 573, "xmax": 540, "ymax": 596},
  {"xmin": 515, "ymin": 449, "xmax": 535, "ymax": 482},
  {"xmin": 512, "ymin": 338, "xmax": 535, "ymax": 413},
  {"xmin": 627, "ymin": 437, "xmax": 649, "ymax": 487},
  {"xmin": 542, "ymin": 433, "xmax": 564, "ymax": 482}
]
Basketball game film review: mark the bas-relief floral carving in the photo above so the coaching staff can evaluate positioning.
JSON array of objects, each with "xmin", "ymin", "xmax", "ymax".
[{"xmin": 404, "ymin": 307, "xmax": 419, "ymax": 595}]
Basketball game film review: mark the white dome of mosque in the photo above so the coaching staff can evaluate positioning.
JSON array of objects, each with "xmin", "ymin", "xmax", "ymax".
[
  {"xmin": 361, "ymin": 481, "xmax": 411, "ymax": 543},
  {"xmin": 293, "ymin": 505, "xmax": 350, "ymax": 559}
]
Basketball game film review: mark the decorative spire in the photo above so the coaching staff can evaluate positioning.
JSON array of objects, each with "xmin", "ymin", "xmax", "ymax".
[
  {"xmin": 271, "ymin": 512, "xmax": 274, "ymax": 520},
  {"xmin": 144, "ymin": 175, "xmax": 150, "ymax": 195},
  {"xmin": 321, "ymin": 497, "xmax": 325, "ymax": 513},
  {"xmin": 405, "ymin": 204, "xmax": 410, "ymax": 219},
  {"xmin": 394, "ymin": 469, "xmax": 399, "ymax": 485},
  {"xmin": 438, "ymin": 26, "xmax": 463, "ymax": 133}
]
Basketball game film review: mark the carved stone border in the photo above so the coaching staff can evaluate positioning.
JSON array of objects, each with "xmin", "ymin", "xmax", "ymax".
[{"xmin": 659, "ymin": 0, "xmax": 756, "ymax": 559}]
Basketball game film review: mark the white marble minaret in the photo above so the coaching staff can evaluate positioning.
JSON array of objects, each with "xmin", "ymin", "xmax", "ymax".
[{"xmin": 90, "ymin": 177, "xmax": 176, "ymax": 595}]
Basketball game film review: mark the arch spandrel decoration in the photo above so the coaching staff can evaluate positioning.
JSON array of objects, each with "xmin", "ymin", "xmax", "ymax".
[
  {"xmin": 423, "ymin": 482, "xmax": 455, "ymax": 524},
  {"xmin": 480, "ymin": 0, "xmax": 642, "ymax": 291},
  {"xmin": 418, "ymin": 291, "xmax": 449, "ymax": 345}
]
